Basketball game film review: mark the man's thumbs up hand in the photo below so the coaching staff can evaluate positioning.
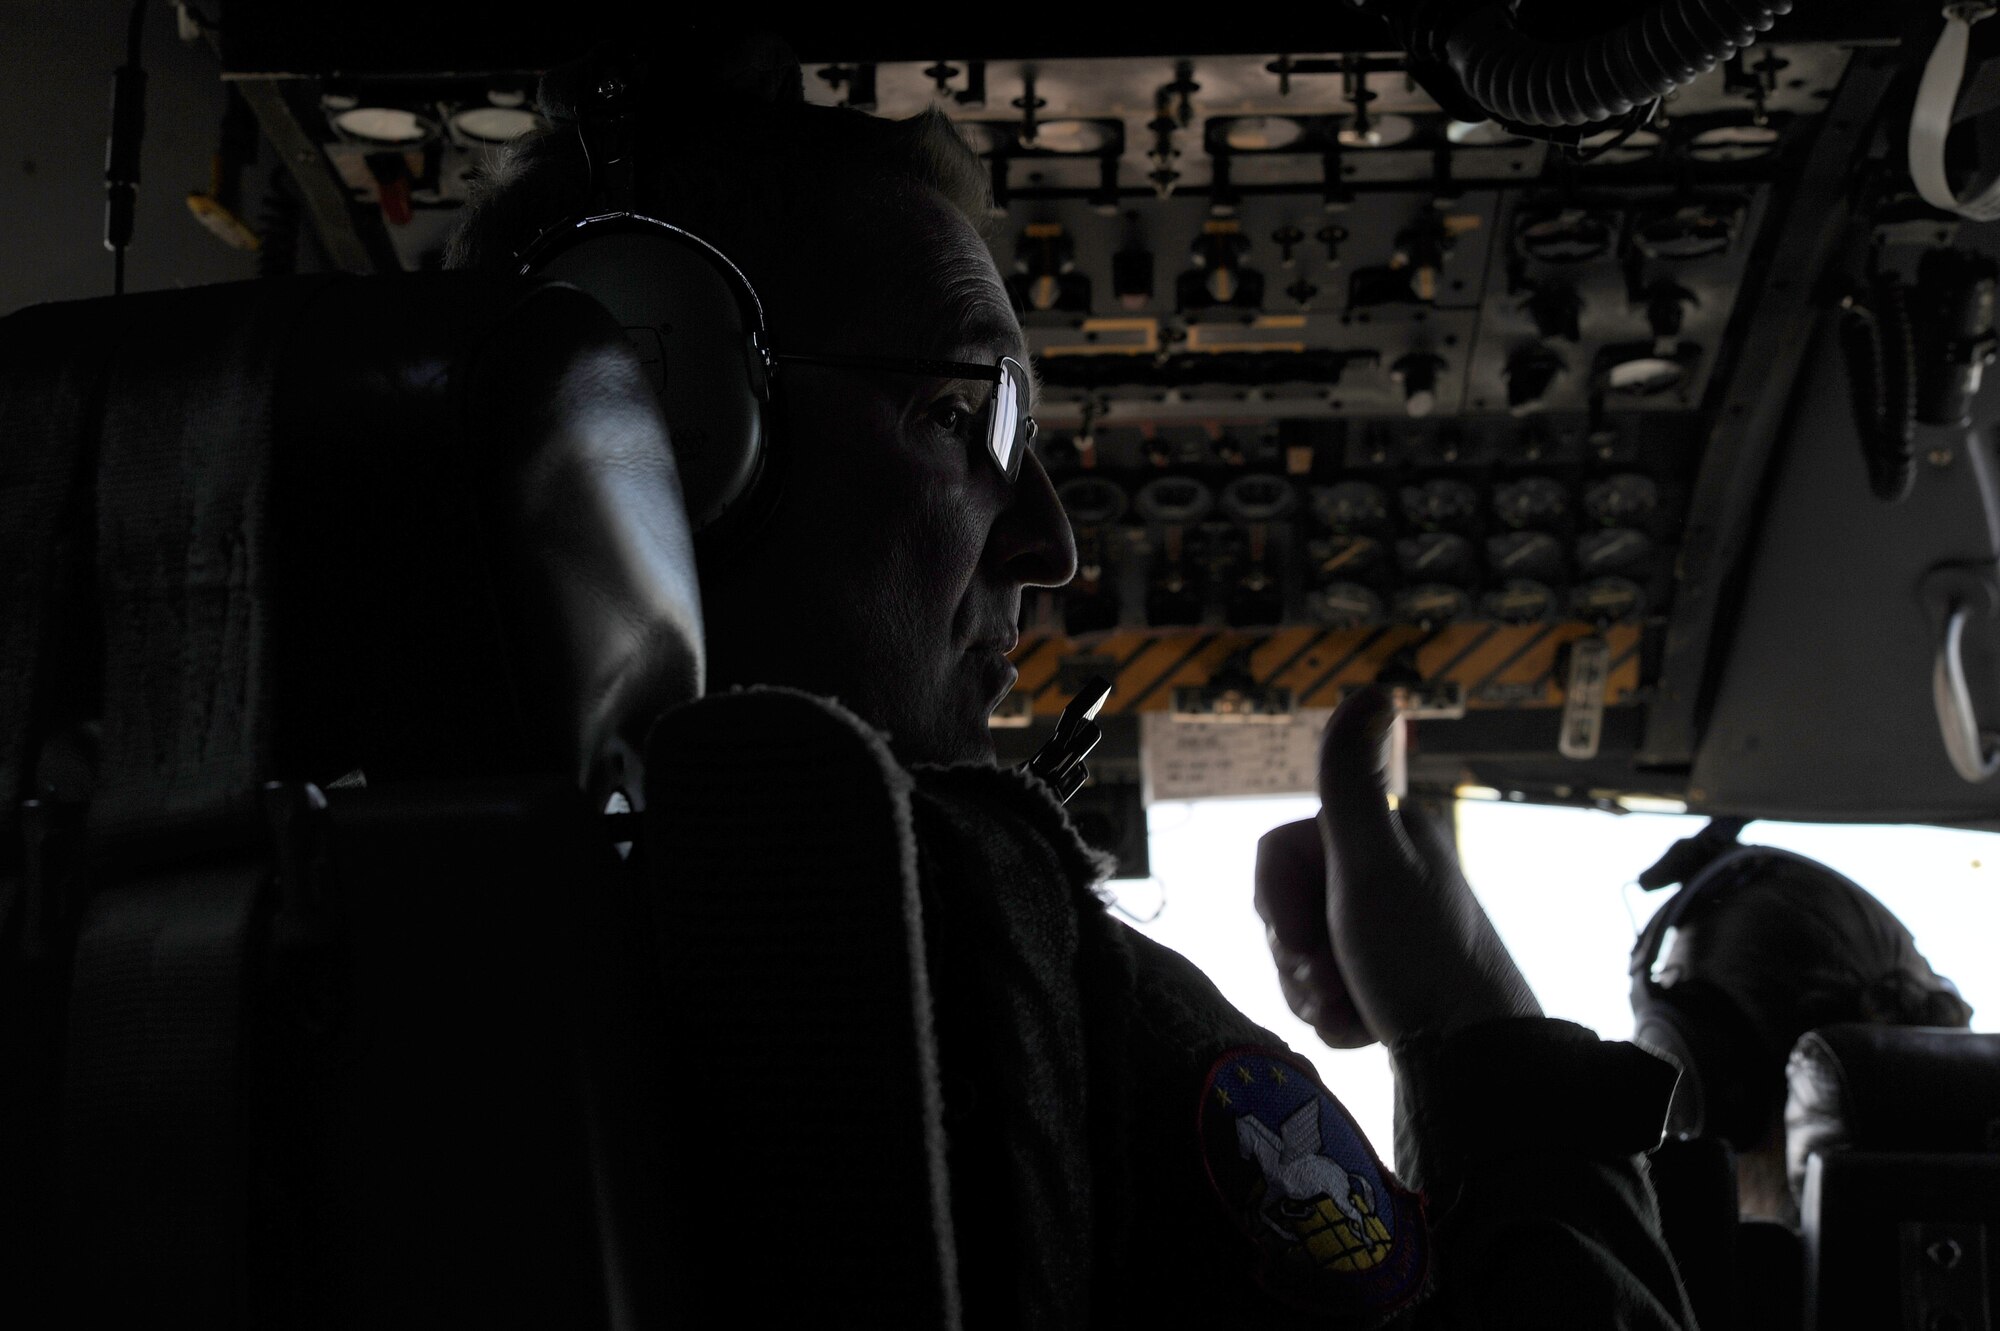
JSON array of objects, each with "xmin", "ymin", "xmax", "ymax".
[{"xmin": 1254, "ymin": 687, "xmax": 1540, "ymax": 1050}]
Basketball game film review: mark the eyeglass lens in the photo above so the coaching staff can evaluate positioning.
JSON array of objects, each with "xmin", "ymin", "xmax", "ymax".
[{"xmin": 989, "ymin": 356, "xmax": 1032, "ymax": 482}]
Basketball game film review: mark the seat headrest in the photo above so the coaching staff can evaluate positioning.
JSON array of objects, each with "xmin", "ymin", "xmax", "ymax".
[
  {"xmin": 1784, "ymin": 1023, "xmax": 2000, "ymax": 1198},
  {"xmin": 279, "ymin": 275, "xmax": 703, "ymax": 808},
  {"xmin": 0, "ymin": 273, "xmax": 700, "ymax": 857}
]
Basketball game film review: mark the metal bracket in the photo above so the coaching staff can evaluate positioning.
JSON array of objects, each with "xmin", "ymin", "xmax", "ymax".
[{"xmin": 231, "ymin": 76, "xmax": 401, "ymax": 275}]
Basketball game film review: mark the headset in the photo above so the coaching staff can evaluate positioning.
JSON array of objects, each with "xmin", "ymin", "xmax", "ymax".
[
  {"xmin": 1627, "ymin": 827, "xmax": 1789, "ymax": 1148},
  {"xmin": 513, "ymin": 61, "xmax": 782, "ymax": 552}
]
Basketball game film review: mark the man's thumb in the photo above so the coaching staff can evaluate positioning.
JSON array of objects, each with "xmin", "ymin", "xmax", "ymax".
[{"xmin": 1317, "ymin": 687, "xmax": 1406, "ymax": 872}]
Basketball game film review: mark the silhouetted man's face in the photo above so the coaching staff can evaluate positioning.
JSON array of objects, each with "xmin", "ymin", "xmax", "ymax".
[{"xmin": 700, "ymin": 183, "xmax": 1076, "ymax": 763}]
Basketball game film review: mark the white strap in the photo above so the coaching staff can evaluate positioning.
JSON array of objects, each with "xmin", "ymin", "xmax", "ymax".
[{"xmin": 1912, "ymin": 4, "xmax": 2000, "ymax": 220}]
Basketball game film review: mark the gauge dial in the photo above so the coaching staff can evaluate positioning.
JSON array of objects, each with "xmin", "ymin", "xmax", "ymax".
[
  {"xmin": 1308, "ymin": 582, "xmax": 1385, "ymax": 629},
  {"xmin": 1224, "ymin": 115, "xmax": 1306, "ymax": 151},
  {"xmin": 1582, "ymin": 473, "xmax": 1659, "ymax": 526},
  {"xmin": 1396, "ymin": 532, "xmax": 1479, "ymax": 585},
  {"xmin": 1400, "ymin": 478, "xmax": 1481, "ymax": 531},
  {"xmin": 1394, "ymin": 583, "xmax": 1474, "ymax": 626},
  {"xmin": 1577, "ymin": 127, "xmax": 1661, "ymax": 166},
  {"xmin": 1492, "ymin": 476, "xmax": 1570, "ymax": 529},
  {"xmin": 1514, "ymin": 208, "xmax": 1617, "ymax": 264},
  {"xmin": 1339, "ymin": 113, "xmax": 1414, "ymax": 148},
  {"xmin": 1057, "ymin": 476, "xmax": 1129, "ymax": 525},
  {"xmin": 1309, "ymin": 534, "xmax": 1389, "ymax": 583},
  {"xmin": 1688, "ymin": 123, "xmax": 1780, "ymax": 163},
  {"xmin": 452, "ymin": 107, "xmax": 539, "ymax": 144},
  {"xmin": 1134, "ymin": 477, "xmax": 1215, "ymax": 523},
  {"xmin": 1633, "ymin": 202, "xmax": 1740, "ymax": 259},
  {"xmin": 1575, "ymin": 528, "xmax": 1655, "ymax": 578},
  {"xmin": 1485, "ymin": 530, "xmax": 1566, "ymax": 583},
  {"xmin": 1220, "ymin": 474, "xmax": 1298, "ymax": 522},
  {"xmin": 1023, "ymin": 119, "xmax": 1117, "ymax": 154},
  {"xmin": 1481, "ymin": 579, "xmax": 1559, "ymax": 624},
  {"xmin": 1312, "ymin": 481, "xmax": 1390, "ymax": 532},
  {"xmin": 1604, "ymin": 354, "xmax": 1686, "ymax": 395},
  {"xmin": 1571, "ymin": 577, "xmax": 1646, "ymax": 622},
  {"xmin": 334, "ymin": 106, "xmax": 432, "ymax": 143}
]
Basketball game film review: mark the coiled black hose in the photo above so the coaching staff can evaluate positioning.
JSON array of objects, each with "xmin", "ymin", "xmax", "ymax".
[
  {"xmin": 1838, "ymin": 280, "xmax": 1918, "ymax": 503},
  {"xmin": 1380, "ymin": 0, "xmax": 1794, "ymax": 128}
]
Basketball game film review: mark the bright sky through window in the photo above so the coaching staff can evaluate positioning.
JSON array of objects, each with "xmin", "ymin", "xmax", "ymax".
[{"xmin": 1124, "ymin": 797, "xmax": 2000, "ymax": 1167}]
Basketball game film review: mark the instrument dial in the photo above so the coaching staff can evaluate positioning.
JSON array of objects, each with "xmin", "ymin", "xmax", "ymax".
[
  {"xmin": 1492, "ymin": 476, "xmax": 1570, "ymax": 529},
  {"xmin": 1220, "ymin": 474, "xmax": 1298, "ymax": 522},
  {"xmin": 1057, "ymin": 476, "xmax": 1129, "ymax": 526},
  {"xmin": 1307, "ymin": 582, "xmax": 1385, "ymax": 629},
  {"xmin": 1312, "ymin": 481, "xmax": 1391, "ymax": 533},
  {"xmin": 1400, "ymin": 478, "xmax": 1481, "ymax": 531},
  {"xmin": 1485, "ymin": 530, "xmax": 1566, "ymax": 583},
  {"xmin": 1575, "ymin": 528, "xmax": 1655, "ymax": 578},
  {"xmin": 1633, "ymin": 199, "xmax": 1741, "ymax": 256},
  {"xmin": 1394, "ymin": 584, "xmax": 1474, "ymax": 626},
  {"xmin": 1481, "ymin": 580, "xmax": 1559, "ymax": 624},
  {"xmin": 1582, "ymin": 473, "xmax": 1659, "ymax": 526},
  {"xmin": 1396, "ymin": 532, "xmax": 1479, "ymax": 586},
  {"xmin": 1134, "ymin": 477, "xmax": 1215, "ymax": 524},
  {"xmin": 1571, "ymin": 577, "xmax": 1646, "ymax": 623},
  {"xmin": 1514, "ymin": 207, "xmax": 1617, "ymax": 264},
  {"xmin": 1687, "ymin": 124, "xmax": 1779, "ymax": 164},
  {"xmin": 1604, "ymin": 355, "xmax": 1686, "ymax": 396},
  {"xmin": 1309, "ymin": 534, "xmax": 1390, "ymax": 585}
]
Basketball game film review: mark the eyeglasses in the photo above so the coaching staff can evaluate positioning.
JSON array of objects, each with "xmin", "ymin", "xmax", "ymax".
[{"xmin": 773, "ymin": 352, "xmax": 1037, "ymax": 483}]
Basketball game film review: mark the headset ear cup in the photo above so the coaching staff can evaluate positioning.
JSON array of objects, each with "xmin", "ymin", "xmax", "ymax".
[
  {"xmin": 1636, "ymin": 983, "xmax": 1778, "ymax": 1148},
  {"xmin": 1634, "ymin": 1004, "xmax": 1710, "ymax": 1140},
  {"xmin": 691, "ymin": 369, "xmax": 783, "ymax": 563},
  {"xmin": 519, "ymin": 216, "xmax": 774, "ymax": 541}
]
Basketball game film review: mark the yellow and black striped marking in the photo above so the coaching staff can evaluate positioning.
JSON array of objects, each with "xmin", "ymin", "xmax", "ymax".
[{"xmin": 1009, "ymin": 623, "xmax": 1642, "ymax": 716}]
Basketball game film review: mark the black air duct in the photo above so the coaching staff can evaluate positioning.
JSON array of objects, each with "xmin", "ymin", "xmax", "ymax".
[{"xmin": 1375, "ymin": 0, "xmax": 1795, "ymax": 129}]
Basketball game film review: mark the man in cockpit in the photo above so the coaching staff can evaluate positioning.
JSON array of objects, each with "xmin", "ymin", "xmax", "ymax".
[{"xmin": 450, "ymin": 43, "xmax": 1694, "ymax": 1329}]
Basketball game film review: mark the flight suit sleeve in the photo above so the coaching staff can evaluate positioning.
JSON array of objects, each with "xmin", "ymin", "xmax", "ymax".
[{"xmin": 1390, "ymin": 1018, "xmax": 1696, "ymax": 1330}]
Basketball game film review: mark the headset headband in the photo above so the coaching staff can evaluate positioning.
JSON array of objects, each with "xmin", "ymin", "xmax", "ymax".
[
  {"xmin": 513, "ymin": 210, "xmax": 773, "ymax": 345},
  {"xmin": 1629, "ymin": 843, "xmax": 1776, "ymax": 987}
]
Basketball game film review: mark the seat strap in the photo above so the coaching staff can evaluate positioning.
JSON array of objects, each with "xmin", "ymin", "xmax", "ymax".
[
  {"xmin": 91, "ymin": 287, "xmax": 292, "ymax": 843},
  {"xmin": 0, "ymin": 300, "xmax": 113, "ymax": 849},
  {"xmin": 60, "ymin": 858, "xmax": 266, "ymax": 1323},
  {"xmin": 645, "ymin": 690, "xmax": 961, "ymax": 1328}
]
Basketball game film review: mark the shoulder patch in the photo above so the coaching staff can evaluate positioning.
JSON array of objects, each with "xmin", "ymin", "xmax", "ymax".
[{"xmin": 1197, "ymin": 1046, "xmax": 1428, "ymax": 1322}]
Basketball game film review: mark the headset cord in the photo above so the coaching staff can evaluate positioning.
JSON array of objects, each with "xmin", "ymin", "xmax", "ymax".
[{"xmin": 106, "ymin": 0, "xmax": 148, "ymax": 296}]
